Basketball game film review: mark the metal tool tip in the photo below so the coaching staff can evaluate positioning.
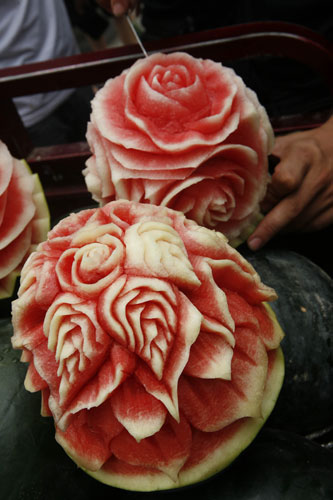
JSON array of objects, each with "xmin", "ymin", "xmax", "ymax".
[{"xmin": 126, "ymin": 14, "xmax": 148, "ymax": 58}]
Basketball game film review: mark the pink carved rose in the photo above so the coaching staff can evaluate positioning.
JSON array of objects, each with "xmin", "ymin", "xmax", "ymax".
[
  {"xmin": 11, "ymin": 200, "xmax": 283, "ymax": 484},
  {"xmin": 84, "ymin": 52, "xmax": 274, "ymax": 245},
  {"xmin": 0, "ymin": 141, "xmax": 49, "ymax": 298}
]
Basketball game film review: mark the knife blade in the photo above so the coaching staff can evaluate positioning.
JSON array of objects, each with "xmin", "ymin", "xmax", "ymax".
[{"xmin": 126, "ymin": 14, "xmax": 148, "ymax": 58}]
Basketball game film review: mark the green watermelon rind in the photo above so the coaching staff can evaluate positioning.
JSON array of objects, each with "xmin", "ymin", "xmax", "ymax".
[
  {"xmin": 0, "ymin": 271, "xmax": 21, "ymax": 300},
  {"xmin": 0, "ymin": 161, "xmax": 50, "ymax": 300},
  {"xmin": 77, "ymin": 321, "xmax": 284, "ymax": 491},
  {"xmin": 229, "ymin": 212, "xmax": 264, "ymax": 248}
]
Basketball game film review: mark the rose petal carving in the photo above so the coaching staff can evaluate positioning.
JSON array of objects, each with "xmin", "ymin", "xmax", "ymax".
[
  {"xmin": 84, "ymin": 52, "xmax": 274, "ymax": 244},
  {"xmin": 43, "ymin": 293, "xmax": 111, "ymax": 409},
  {"xmin": 56, "ymin": 222, "xmax": 125, "ymax": 297},
  {"xmin": 0, "ymin": 141, "xmax": 49, "ymax": 297},
  {"xmin": 99, "ymin": 275, "xmax": 180, "ymax": 379},
  {"xmin": 124, "ymin": 220, "xmax": 201, "ymax": 288},
  {"xmin": 11, "ymin": 200, "xmax": 281, "ymax": 480}
]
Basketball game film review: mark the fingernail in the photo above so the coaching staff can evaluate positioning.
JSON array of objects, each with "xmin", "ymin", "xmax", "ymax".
[
  {"xmin": 113, "ymin": 2, "xmax": 125, "ymax": 16},
  {"xmin": 247, "ymin": 237, "xmax": 262, "ymax": 251}
]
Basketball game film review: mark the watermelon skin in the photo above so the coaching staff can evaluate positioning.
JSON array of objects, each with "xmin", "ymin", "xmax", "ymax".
[
  {"xmin": 0, "ymin": 142, "xmax": 50, "ymax": 300},
  {"xmin": 1, "ymin": 319, "xmax": 332, "ymax": 499},
  {"xmin": 206, "ymin": 428, "xmax": 333, "ymax": 500},
  {"xmin": 242, "ymin": 247, "xmax": 333, "ymax": 435},
  {"xmin": 11, "ymin": 200, "xmax": 284, "ymax": 491}
]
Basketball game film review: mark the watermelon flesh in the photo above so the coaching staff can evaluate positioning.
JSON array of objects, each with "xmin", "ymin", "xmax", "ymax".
[
  {"xmin": 83, "ymin": 52, "xmax": 274, "ymax": 246},
  {"xmin": 11, "ymin": 200, "xmax": 284, "ymax": 491},
  {"xmin": 0, "ymin": 141, "xmax": 50, "ymax": 299}
]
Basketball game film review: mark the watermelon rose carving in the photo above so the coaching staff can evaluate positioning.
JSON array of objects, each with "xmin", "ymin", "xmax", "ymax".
[
  {"xmin": 11, "ymin": 200, "xmax": 284, "ymax": 491},
  {"xmin": 0, "ymin": 140, "xmax": 49, "ymax": 299},
  {"xmin": 83, "ymin": 52, "xmax": 274, "ymax": 246}
]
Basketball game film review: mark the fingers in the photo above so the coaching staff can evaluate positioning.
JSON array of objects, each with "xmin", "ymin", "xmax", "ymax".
[
  {"xmin": 248, "ymin": 134, "xmax": 333, "ymax": 250},
  {"xmin": 111, "ymin": 0, "xmax": 137, "ymax": 16},
  {"xmin": 260, "ymin": 144, "xmax": 310, "ymax": 213},
  {"xmin": 287, "ymin": 188, "xmax": 333, "ymax": 232},
  {"xmin": 111, "ymin": 0, "xmax": 127, "ymax": 16},
  {"xmin": 96, "ymin": 0, "xmax": 137, "ymax": 16},
  {"xmin": 248, "ymin": 166, "xmax": 333, "ymax": 250},
  {"xmin": 304, "ymin": 206, "xmax": 333, "ymax": 232},
  {"xmin": 273, "ymin": 138, "xmax": 315, "ymax": 194},
  {"xmin": 248, "ymin": 193, "xmax": 301, "ymax": 250}
]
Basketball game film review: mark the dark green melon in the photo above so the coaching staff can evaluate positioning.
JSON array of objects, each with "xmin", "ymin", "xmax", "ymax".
[
  {"xmin": 2, "ymin": 317, "xmax": 333, "ymax": 500},
  {"xmin": 2, "ymin": 247, "xmax": 332, "ymax": 498},
  {"xmin": 0, "ymin": 318, "xmax": 106, "ymax": 500},
  {"xmin": 241, "ymin": 247, "xmax": 333, "ymax": 435},
  {"xmin": 0, "ymin": 319, "xmax": 333, "ymax": 500},
  {"xmin": 214, "ymin": 428, "xmax": 333, "ymax": 500}
]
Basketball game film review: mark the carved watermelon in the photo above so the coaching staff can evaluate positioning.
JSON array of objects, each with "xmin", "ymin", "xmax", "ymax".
[
  {"xmin": 0, "ymin": 141, "xmax": 50, "ymax": 300},
  {"xmin": 83, "ymin": 51, "xmax": 273, "ymax": 247},
  {"xmin": 11, "ymin": 200, "xmax": 284, "ymax": 491}
]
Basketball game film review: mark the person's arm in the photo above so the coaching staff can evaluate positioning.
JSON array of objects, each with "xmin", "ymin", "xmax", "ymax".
[{"xmin": 247, "ymin": 114, "xmax": 333, "ymax": 250}]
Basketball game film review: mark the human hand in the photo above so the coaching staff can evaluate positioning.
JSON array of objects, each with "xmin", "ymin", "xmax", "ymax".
[
  {"xmin": 96, "ymin": 0, "xmax": 138, "ymax": 16},
  {"xmin": 247, "ymin": 115, "xmax": 333, "ymax": 251}
]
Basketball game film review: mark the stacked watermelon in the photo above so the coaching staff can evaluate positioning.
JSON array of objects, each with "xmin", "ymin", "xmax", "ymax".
[
  {"xmin": 11, "ymin": 199, "xmax": 285, "ymax": 491},
  {"xmin": 6, "ymin": 49, "xmax": 333, "ymax": 497},
  {"xmin": 8, "ymin": 51, "xmax": 285, "ymax": 492},
  {"xmin": 83, "ymin": 52, "xmax": 274, "ymax": 247},
  {"xmin": 0, "ymin": 141, "xmax": 49, "ymax": 300}
]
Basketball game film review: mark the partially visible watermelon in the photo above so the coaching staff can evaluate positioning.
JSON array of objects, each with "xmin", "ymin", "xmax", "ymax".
[
  {"xmin": 0, "ymin": 141, "xmax": 50, "ymax": 300},
  {"xmin": 2, "ymin": 316, "xmax": 331, "ymax": 500},
  {"xmin": 242, "ymin": 247, "xmax": 333, "ymax": 435},
  {"xmin": 83, "ymin": 52, "xmax": 273, "ymax": 246},
  {"xmin": 11, "ymin": 200, "xmax": 284, "ymax": 491}
]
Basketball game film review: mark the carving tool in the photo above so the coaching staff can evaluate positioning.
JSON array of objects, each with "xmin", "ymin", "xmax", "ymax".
[{"xmin": 126, "ymin": 14, "xmax": 148, "ymax": 58}]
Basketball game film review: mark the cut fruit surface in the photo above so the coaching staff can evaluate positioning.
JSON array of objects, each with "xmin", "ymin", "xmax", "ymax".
[
  {"xmin": 84, "ymin": 52, "xmax": 274, "ymax": 246},
  {"xmin": 11, "ymin": 200, "xmax": 284, "ymax": 491},
  {"xmin": 0, "ymin": 142, "xmax": 50, "ymax": 299}
]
